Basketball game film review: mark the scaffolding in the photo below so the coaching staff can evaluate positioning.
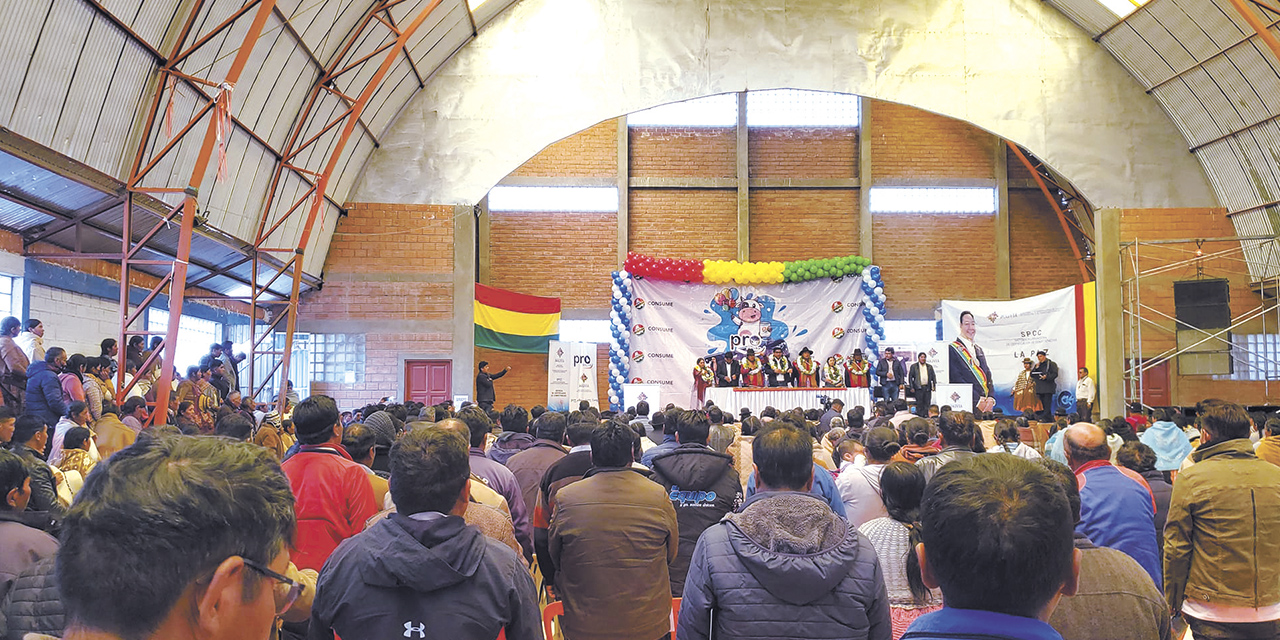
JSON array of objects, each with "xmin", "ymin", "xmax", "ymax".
[{"xmin": 1120, "ymin": 234, "xmax": 1280, "ymax": 409}]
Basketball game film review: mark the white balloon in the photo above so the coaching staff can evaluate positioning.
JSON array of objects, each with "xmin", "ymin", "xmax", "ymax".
[
  {"xmin": 610, "ymin": 395, "xmax": 619, "ymax": 404},
  {"xmin": 874, "ymin": 286, "xmax": 884, "ymax": 295},
  {"xmin": 622, "ymin": 330, "xmax": 630, "ymax": 339},
  {"xmin": 621, "ymin": 356, "xmax": 630, "ymax": 365}
]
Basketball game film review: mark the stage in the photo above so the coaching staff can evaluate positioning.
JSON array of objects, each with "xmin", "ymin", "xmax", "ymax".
[{"xmin": 704, "ymin": 387, "xmax": 872, "ymax": 417}]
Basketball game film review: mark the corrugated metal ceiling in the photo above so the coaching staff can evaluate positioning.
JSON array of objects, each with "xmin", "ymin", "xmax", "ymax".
[
  {"xmin": 0, "ymin": 0, "xmax": 519, "ymax": 290},
  {"xmin": 1047, "ymin": 0, "xmax": 1280, "ymax": 281}
]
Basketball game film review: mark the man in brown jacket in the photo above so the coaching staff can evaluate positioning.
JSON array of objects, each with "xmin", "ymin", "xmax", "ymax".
[
  {"xmin": 1165, "ymin": 400, "xmax": 1280, "ymax": 638},
  {"xmin": 549, "ymin": 421, "xmax": 678, "ymax": 640}
]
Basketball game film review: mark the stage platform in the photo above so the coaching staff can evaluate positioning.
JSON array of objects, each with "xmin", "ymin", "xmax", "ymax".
[{"xmin": 704, "ymin": 387, "xmax": 871, "ymax": 416}]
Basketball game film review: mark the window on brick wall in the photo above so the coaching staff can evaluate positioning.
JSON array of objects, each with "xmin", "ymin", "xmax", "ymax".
[
  {"xmin": 147, "ymin": 310, "xmax": 223, "ymax": 372},
  {"xmin": 309, "ymin": 333, "xmax": 366, "ymax": 384},
  {"xmin": 488, "ymin": 186, "xmax": 619, "ymax": 212},
  {"xmin": 868, "ymin": 187, "xmax": 997, "ymax": 214},
  {"xmin": 559, "ymin": 320, "xmax": 612, "ymax": 343},
  {"xmin": 241, "ymin": 331, "xmax": 312, "ymax": 403},
  {"xmin": 627, "ymin": 93, "xmax": 738, "ymax": 127},
  {"xmin": 747, "ymin": 90, "xmax": 859, "ymax": 127},
  {"xmin": 1219, "ymin": 334, "xmax": 1280, "ymax": 381}
]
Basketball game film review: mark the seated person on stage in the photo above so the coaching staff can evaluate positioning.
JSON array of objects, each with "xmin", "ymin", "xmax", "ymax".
[
  {"xmin": 822, "ymin": 355, "xmax": 846, "ymax": 388},
  {"xmin": 846, "ymin": 349, "xmax": 871, "ymax": 388},
  {"xmin": 740, "ymin": 350, "xmax": 765, "ymax": 388},
  {"xmin": 794, "ymin": 347, "xmax": 819, "ymax": 388},
  {"xmin": 767, "ymin": 347, "xmax": 792, "ymax": 388}
]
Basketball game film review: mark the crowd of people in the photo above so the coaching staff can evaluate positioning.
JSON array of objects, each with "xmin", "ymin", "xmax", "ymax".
[{"xmin": 0, "ymin": 325, "xmax": 1276, "ymax": 640}]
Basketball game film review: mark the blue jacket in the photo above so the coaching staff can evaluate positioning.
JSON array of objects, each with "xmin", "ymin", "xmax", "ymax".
[
  {"xmin": 677, "ymin": 491, "xmax": 890, "ymax": 640},
  {"xmin": 1075, "ymin": 460, "xmax": 1161, "ymax": 589},
  {"xmin": 309, "ymin": 513, "xmax": 540, "ymax": 640},
  {"xmin": 746, "ymin": 465, "xmax": 848, "ymax": 519},
  {"xmin": 903, "ymin": 607, "xmax": 1063, "ymax": 640},
  {"xmin": 1138, "ymin": 421, "xmax": 1192, "ymax": 471},
  {"xmin": 23, "ymin": 362, "xmax": 65, "ymax": 427}
]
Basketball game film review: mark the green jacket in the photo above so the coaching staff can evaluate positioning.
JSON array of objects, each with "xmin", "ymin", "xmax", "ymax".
[{"xmin": 1164, "ymin": 439, "xmax": 1280, "ymax": 611}]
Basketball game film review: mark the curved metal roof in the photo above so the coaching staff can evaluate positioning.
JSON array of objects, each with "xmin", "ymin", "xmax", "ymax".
[
  {"xmin": 1048, "ymin": 0, "xmax": 1280, "ymax": 280},
  {"xmin": 1, "ymin": 0, "xmax": 1278, "ymax": 286}
]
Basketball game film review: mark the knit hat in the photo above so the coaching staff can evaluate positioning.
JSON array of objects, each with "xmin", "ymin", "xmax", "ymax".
[{"xmin": 363, "ymin": 410, "xmax": 397, "ymax": 447}]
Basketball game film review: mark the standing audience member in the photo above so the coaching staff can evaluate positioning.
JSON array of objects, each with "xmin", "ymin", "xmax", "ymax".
[
  {"xmin": 837, "ymin": 427, "xmax": 899, "ymax": 528},
  {"xmin": 549, "ymin": 422, "xmax": 678, "ymax": 640},
  {"xmin": 340, "ymin": 423, "xmax": 389, "ymax": 508},
  {"xmin": 56, "ymin": 435, "xmax": 306, "ymax": 640},
  {"xmin": 1164, "ymin": 401, "xmax": 1280, "ymax": 638},
  {"xmin": 649, "ymin": 407, "xmax": 743, "ymax": 597},
  {"xmin": 25, "ymin": 348, "xmax": 68, "ymax": 429},
  {"xmin": 7, "ymin": 416, "xmax": 60, "ymax": 516},
  {"xmin": 1039, "ymin": 459, "xmax": 1171, "ymax": 640},
  {"xmin": 859, "ymin": 462, "xmax": 940, "ymax": 638},
  {"xmin": 310, "ymin": 426, "xmax": 540, "ymax": 640},
  {"xmin": 207, "ymin": 360, "xmax": 230, "ymax": 402},
  {"xmin": 1064, "ymin": 423, "xmax": 1161, "ymax": 588},
  {"xmin": 0, "ymin": 318, "xmax": 28, "ymax": 410},
  {"xmin": 904, "ymin": 455, "xmax": 1080, "ymax": 639},
  {"xmin": 487, "ymin": 404, "xmax": 535, "ymax": 465},
  {"xmin": 1115, "ymin": 441, "xmax": 1173, "ymax": 537},
  {"xmin": 533, "ymin": 418, "xmax": 599, "ymax": 584},
  {"xmin": 915, "ymin": 411, "xmax": 980, "ymax": 483},
  {"xmin": 58, "ymin": 354, "xmax": 86, "ymax": 405},
  {"xmin": 92, "ymin": 404, "xmax": 135, "ymax": 461},
  {"xmin": 280, "ymin": 395, "xmax": 379, "ymax": 571},
  {"xmin": 506, "ymin": 411, "xmax": 568, "ymax": 520},
  {"xmin": 253, "ymin": 410, "xmax": 287, "ymax": 460},
  {"xmin": 1075, "ymin": 368, "xmax": 1095, "ymax": 423},
  {"xmin": 220, "ymin": 340, "xmax": 242, "ymax": 395},
  {"xmin": 1138, "ymin": 408, "xmax": 1192, "ymax": 472},
  {"xmin": 450, "ymin": 407, "xmax": 532, "ymax": 562},
  {"xmin": 0, "ymin": 449, "xmax": 57, "ymax": 608},
  {"xmin": 678, "ymin": 422, "xmax": 890, "ymax": 640},
  {"xmin": 15, "ymin": 320, "xmax": 44, "ymax": 366}
]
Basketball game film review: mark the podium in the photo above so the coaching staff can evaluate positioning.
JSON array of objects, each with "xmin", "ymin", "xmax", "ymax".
[
  {"xmin": 620, "ymin": 383, "xmax": 663, "ymax": 412},
  {"xmin": 935, "ymin": 384, "xmax": 974, "ymax": 413}
]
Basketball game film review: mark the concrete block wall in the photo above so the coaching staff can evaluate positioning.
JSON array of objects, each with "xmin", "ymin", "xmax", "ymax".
[{"xmin": 29, "ymin": 284, "xmax": 122, "ymax": 358}]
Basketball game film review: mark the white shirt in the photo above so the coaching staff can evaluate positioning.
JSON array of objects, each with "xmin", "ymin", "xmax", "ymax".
[
  {"xmin": 1076, "ymin": 376, "xmax": 1096, "ymax": 404},
  {"xmin": 916, "ymin": 364, "xmax": 930, "ymax": 386},
  {"xmin": 835, "ymin": 462, "xmax": 889, "ymax": 528}
]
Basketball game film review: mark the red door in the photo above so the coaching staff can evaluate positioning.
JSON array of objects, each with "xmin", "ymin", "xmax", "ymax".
[
  {"xmin": 1125, "ymin": 359, "xmax": 1171, "ymax": 408},
  {"xmin": 405, "ymin": 360, "xmax": 451, "ymax": 405}
]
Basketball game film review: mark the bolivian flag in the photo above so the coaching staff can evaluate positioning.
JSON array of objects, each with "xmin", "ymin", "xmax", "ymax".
[{"xmin": 475, "ymin": 284, "xmax": 561, "ymax": 353}]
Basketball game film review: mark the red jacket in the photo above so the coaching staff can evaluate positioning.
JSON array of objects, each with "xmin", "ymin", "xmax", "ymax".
[{"xmin": 281, "ymin": 444, "xmax": 379, "ymax": 571}]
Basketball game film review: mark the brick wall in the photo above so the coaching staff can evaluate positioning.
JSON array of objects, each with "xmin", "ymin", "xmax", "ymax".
[
  {"xmin": 868, "ymin": 99, "xmax": 996, "ymax": 181},
  {"xmin": 511, "ymin": 120, "xmax": 618, "ymax": 177},
  {"xmin": 474, "ymin": 344, "xmax": 612, "ymax": 411},
  {"xmin": 487, "ymin": 211, "xmax": 617, "ymax": 310},
  {"xmin": 1117, "ymin": 207, "xmax": 1272, "ymax": 405},
  {"xmin": 871, "ymin": 213, "xmax": 998, "ymax": 317},
  {"xmin": 299, "ymin": 202, "xmax": 456, "ymax": 408},
  {"xmin": 1009, "ymin": 189, "xmax": 1085, "ymax": 298},
  {"xmin": 628, "ymin": 190, "xmax": 738, "ymax": 260},
  {"xmin": 749, "ymin": 189, "xmax": 858, "ymax": 262},
  {"xmin": 749, "ymin": 127, "xmax": 856, "ymax": 178},
  {"xmin": 630, "ymin": 127, "xmax": 736, "ymax": 178}
]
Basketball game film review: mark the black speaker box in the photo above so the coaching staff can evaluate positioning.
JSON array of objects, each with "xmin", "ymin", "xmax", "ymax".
[{"xmin": 1174, "ymin": 278, "xmax": 1230, "ymax": 330}]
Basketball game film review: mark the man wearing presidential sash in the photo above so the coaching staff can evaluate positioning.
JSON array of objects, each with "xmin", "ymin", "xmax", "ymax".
[{"xmin": 949, "ymin": 310, "xmax": 995, "ymax": 413}]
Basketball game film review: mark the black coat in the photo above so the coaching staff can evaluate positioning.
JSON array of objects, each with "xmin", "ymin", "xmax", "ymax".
[
  {"xmin": 476, "ymin": 368, "xmax": 507, "ymax": 403},
  {"xmin": 649, "ymin": 443, "xmax": 743, "ymax": 597},
  {"xmin": 908, "ymin": 363, "xmax": 936, "ymax": 392},
  {"xmin": 875, "ymin": 357, "xmax": 905, "ymax": 385},
  {"xmin": 714, "ymin": 357, "xmax": 737, "ymax": 388},
  {"xmin": 1031, "ymin": 359, "xmax": 1059, "ymax": 394}
]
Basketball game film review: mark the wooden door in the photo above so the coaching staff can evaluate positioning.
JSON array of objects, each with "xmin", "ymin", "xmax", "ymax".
[
  {"xmin": 405, "ymin": 360, "xmax": 451, "ymax": 405},
  {"xmin": 1125, "ymin": 358, "xmax": 1171, "ymax": 408}
]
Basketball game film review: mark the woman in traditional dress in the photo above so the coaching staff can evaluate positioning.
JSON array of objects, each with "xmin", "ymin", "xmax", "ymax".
[
  {"xmin": 822, "ymin": 355, "xmax": 846, "ymax": 387},
  {"xmin": 693, "ymin": 356, "xmax": 716, "ymax": 406},
  {"xmin": 845, "ymin": 349, "xmax": 871, "ymax": 388},
  {"xmin": 1013, "ymin": 357, "xmax": 1041, "ymax": 416}
]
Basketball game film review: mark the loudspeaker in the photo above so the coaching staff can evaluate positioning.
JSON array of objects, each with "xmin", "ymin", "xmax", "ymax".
[
  {"xmin": 1176, "ymin": 328, "xmax": 1234, "ymax": 376},
  {"xmin": 1174, "ymin": 278, "xmax": 1230, "ymax": 330}
]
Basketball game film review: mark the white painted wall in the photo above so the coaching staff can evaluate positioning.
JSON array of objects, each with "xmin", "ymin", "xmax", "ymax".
[{"xmin": 29, "ymin": 284, "xmax": 122, "ymax": 359}]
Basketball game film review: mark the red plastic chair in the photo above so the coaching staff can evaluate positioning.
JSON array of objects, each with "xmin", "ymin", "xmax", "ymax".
[{"xmin": 542, "ymin": 600, "xmax": 564, "ymax": 639}]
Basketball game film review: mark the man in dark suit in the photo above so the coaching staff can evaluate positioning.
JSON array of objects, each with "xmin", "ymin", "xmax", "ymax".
[
  {"xmin": 908, "ymin": 352, "xmax": 936, "ymax": 417},
  {"xmin": 875, "ymin": 347, "xmax": 905, "ymax": 402},
  {"xmin": 949, "ymin": 310, "xmax": 994, "ymax": 411},
  {"xmin": 1031, "ymin": 350, "xmax": 1059, "ymax": 421},
  {"xmin": 714, "ymin": 354, "xmax": 737, "ymax": 388}
]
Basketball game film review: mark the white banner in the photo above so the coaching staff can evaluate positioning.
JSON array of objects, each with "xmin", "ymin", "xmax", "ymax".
[
  {"xmin": 628, "ymin": 277, "xmax": 870, "ymax": 403},
  {"xmin": 570, "ymin": 342, "xmax": 599, "ymax": 409},
  {"xmin": 547, "ymin": 340, "xmax": 572, "ymax": 412},
  {"xmin": 941, "ymin": 286, "xmax": 1078, "ymax": 415}
]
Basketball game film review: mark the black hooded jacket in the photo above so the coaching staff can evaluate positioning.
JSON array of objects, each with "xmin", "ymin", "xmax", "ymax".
[{"xmin": 650, "ymin": 443, "xmax": 743, "ymax": 596}]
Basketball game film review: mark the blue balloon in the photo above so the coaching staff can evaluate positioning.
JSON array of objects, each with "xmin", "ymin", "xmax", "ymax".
[{"xmin": 869, "ymin": 266, "xmax": 881, "ymax": 277}]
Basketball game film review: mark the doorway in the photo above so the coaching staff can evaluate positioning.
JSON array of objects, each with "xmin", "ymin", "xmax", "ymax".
[{"xmin": 405, "ymin": 360, "xmax": 452, "ymax": 405}]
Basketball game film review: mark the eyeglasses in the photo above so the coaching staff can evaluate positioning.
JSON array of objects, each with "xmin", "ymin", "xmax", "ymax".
[{"xmin": 241, "ymin": 558, "xmax": 303, "ymax": 616}]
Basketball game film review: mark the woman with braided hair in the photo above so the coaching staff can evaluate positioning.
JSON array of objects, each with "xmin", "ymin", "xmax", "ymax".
[{"xmin": 858, "ymin": 461, "xmax": 941, "ymax": 639}]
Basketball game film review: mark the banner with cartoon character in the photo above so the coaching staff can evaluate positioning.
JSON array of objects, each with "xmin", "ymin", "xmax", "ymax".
[
  {"xmin": 626, "ymin": 277, "xmax": 872, "ymax": 404},
  {"xmin": 940, "ymin": 286, "xmax": 1078, "ymax": 415}
]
